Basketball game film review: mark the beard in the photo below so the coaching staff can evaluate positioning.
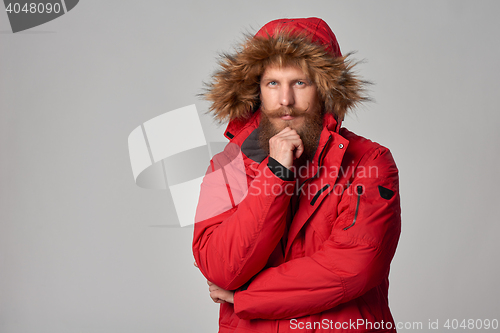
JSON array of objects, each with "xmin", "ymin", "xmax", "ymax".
[{"xmin": 258, "ymin": 105, "xmax": 324, "ymax": 164}]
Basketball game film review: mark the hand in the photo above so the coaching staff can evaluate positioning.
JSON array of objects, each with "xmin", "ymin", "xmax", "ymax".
[
  {"xmin": 194, "ymin": 262, "xmax": 234, "ymax": 304},
  {"xmin": 269, "ymin": 127, "xmax": 304, "ymax": 169},
  {"xmin": 208, "ymin": 280, "xmax": 234, "ymax": 304}
]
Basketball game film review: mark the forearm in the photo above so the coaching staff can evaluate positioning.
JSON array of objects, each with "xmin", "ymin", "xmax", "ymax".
[
  {"xmin": 233, "ymin": 233, "xmax": 397, "ymax": 320},
  {"xmin": 234, "ymin": 256, "xmax": 346, "ymax": 320},
  {"xmin": 193, "ymin": 163, "xmax": 295, "ymax": 290}
]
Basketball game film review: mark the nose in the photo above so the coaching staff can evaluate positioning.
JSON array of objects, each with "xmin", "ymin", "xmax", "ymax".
[{"xmin": 279, "ymin": 85, "xmax": 295, "ymax": 106}]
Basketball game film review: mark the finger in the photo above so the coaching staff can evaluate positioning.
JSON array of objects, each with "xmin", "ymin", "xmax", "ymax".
[
  {"xmin": 294, "ymin": 142, "xmax": 304, "ymax": 159},
  {"xmin": 278, "ymin": 137, "xmax": 304, "ymax": 150},
  {"xmin": 210, "ymin": 295, "xmax": 223, "ymax": 303},
  {"xmin": 210, "ymin": 294, "xmax": 226, "ymax": 304},
  {"xmin": 270, "ymin": 133, "xmax": 302, "ymax": 146},
  {"xmin": 207, "ymin": 280, "xmax": 213, "ymax": 286},
  {"xmin": 273, "ymin": 129, "xmax": 298, "ymax": 139},
  {"xmin": 193, "ymin": 261, "xmax": 198, "ymax": 268},
  {"xmin": 210, "ymin": 290, "xmax": 227, "ymax": 304},
  {"xmin": 274, "ymin": 133, "xmax": 301, "ymax": 142},
  {"xmin": 209, "ymin": 284, "xmax": 220, "ymax": 292},
  {"xmin": 273, "ymin": 133, "xmax": 302, "ymax": 144},
  {"xmin": 273, "ymin": 136, "xmax": 304, "ymax": 158},
  {"xmin": 276, "ymin": 126, "xmax": 292, "ymax": 135},
  {"xmin": 210, "ymin": 291, "xmax": 221, "ymax": 303}
]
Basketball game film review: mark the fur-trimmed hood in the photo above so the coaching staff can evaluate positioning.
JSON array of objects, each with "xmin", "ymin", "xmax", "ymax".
[{"xmin": 204, "ymin": 17, "xmax": 368, "ymax": 124}]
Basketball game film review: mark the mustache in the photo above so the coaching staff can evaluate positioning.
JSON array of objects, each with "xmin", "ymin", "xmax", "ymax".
[{"xmin": 262, "ymin": 105, "xmax": 310, "ymax": 118}]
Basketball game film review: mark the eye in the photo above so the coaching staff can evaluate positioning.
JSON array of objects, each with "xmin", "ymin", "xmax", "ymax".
[
  {"xmin": 267, "ymin": 81, "xmax": 277, "ymax": 86},
  {"xmin": 296, "ymin": 81, "xmax": 306, "ymax": 86}
]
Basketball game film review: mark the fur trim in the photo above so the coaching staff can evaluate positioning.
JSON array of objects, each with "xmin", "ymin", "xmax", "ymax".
[{"xmin": 203, "ymin": 29, "xmax": 369, "ymax": 123}]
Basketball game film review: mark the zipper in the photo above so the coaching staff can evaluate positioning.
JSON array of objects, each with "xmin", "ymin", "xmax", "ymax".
[
  {"xmin": 343, "ymin": 185, "xmax": 363, "ymax": 230},
  {"xmin": 310, "ymin": 184, "xmax": 330, "ymax": 206},
  {"xmin": 292, "ymin": 135, "xmax": 332, "ymax": 214},
  {"xmin": 297, "ymin": 135, "xmax": 332, "ymax": 193}
]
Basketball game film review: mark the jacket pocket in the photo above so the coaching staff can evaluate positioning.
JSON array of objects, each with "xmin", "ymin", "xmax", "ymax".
[
  {"xmin": 343, "ymin": 185, "xmax": 363, "ymax": 230},
  {"xmin": 310, "ymin": 184, "xmax": 330, "ymax": 206}
]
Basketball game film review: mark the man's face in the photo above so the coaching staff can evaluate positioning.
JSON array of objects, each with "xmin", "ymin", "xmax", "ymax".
[
  {"xmin": 259, "ymin": 65, "xmax": 324, "ymax": 160},
  {"xmin": 259, "ymin": 65, "xmax": 322, "ymax": 132}
]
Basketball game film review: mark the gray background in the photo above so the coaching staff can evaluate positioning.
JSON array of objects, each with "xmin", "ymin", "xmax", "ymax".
[{"xmin": 1, "ymin": 1, "xmax": 499, "ymax": 332}]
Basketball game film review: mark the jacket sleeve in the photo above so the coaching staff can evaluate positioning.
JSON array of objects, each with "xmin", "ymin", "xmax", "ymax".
[
  {"xmin": 233, "ymin": 147, "xmax": 401, "ymax": 320},
  {"xmin": 192, "ymin": 149, "xmax": 296, "ymax": 291}
]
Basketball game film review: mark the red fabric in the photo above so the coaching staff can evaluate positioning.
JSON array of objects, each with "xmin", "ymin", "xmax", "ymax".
[
  {"xmin": 193, "ymin": 112, "xmax": 401, "ymax": 332},
  {"xmin": 255, "ymin": 17, "xmax": 342, "ymax": 58},
  {"xmin": 193, "ymin": 17, "xmax": 400, "ymax": 332}
]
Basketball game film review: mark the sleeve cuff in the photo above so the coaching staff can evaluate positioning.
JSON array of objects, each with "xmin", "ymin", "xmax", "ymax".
[{"xmin": 267, "ymin": 157, "xmax": 295, "ymax": 181}]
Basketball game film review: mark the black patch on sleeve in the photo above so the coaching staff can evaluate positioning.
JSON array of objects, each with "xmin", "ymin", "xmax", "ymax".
[
  {"xmin": 226, "ymin": 131, "xmax": 234, "ymax": 139},
  {"xmin": 268, "ymin": 157, "xmax": 294, "ymax": 181},
  {"xmin": 378, "ymin": 185, "xmax": 395, "ymax": 200}
]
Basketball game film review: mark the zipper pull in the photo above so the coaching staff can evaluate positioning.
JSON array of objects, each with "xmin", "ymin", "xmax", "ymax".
[
  {"xmin": 343, "ymin": 185, "xmax": 363, "ymax": 231},
  {"xmin": 357, "ymin": 185, "xmax": 363, "ymax": 195}
]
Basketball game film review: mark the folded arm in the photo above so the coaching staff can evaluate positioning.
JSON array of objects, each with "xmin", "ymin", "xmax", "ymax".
[
  {"xmin": 193, "ymin": 153, "xmax": 295, "ymax": 290},
  {"xmin": 233, "ymin": 148, "xmax": 401, "ymax": 319}
]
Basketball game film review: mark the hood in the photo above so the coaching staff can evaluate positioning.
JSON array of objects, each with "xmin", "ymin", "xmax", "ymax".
[{"xmin": 204, "ymin": 17, "xmax": 368, "ymax": 128}]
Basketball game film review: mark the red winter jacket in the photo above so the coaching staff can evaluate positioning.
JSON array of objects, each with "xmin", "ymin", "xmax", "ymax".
[{"xmin": 193, "ymin": 111, "xmax": 401, "ymax": 332}]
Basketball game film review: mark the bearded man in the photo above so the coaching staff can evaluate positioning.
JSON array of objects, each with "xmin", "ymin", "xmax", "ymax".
[{"xmin": 193, "ymin": 18, "xmax": 401, "ymax": 333}]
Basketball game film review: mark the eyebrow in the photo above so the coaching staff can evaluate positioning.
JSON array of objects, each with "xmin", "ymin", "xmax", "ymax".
[{"xmin": 260, "ymin": 77, "xmax": 310, "ymax": 82}]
